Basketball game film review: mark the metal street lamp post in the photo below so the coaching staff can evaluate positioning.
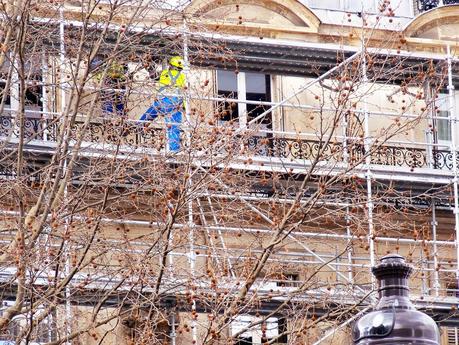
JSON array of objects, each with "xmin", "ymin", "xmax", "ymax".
[{"xmin": 352, "ymin": 254, "xmax": 440, "ymax": 344}]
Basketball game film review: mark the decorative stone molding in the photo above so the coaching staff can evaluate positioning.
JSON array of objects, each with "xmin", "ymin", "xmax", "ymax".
[
  {"xmin": 404, "ymin": 4, "xmax": 459, "ymax": 40},
  {"xmin": 185, "ymin": 0, "xmax": 321, "ymax": 36}
]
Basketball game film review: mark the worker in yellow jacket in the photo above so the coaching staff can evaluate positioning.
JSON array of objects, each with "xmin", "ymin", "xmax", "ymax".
[
  {"xmin": 139, "ymin": 56, "xmax": 186, "ymax": 151},
  {"xmin": 94, "ymin": 60, "xmax": 128, "ymax": 116}
]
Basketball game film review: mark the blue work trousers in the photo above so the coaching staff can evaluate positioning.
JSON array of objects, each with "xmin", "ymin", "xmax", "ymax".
[
  {"xmin": 102, "ymin": 91, "xmax": 125, "ymax": 116},
  {"xmin": 139, "ymin": 96, "xmax": 183, "ymax": 152}
]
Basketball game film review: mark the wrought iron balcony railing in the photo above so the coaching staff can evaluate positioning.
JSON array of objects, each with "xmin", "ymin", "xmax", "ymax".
[
  {"xmin": 0, "ymin": 115, "xmax": 57, "ymax": 141},
  {"xmin": 246, "ymin": 135, "xmax": 458, "ymax": 171},
  {"xmin": 1, "ymin": 115, "xmax": 458, "ymax": 173},
  {"xmin": 419, "ymin": 0, "xmax": 459, "ymax": 12},
  {"xmin": 0, "ymin": 115, "xmax": 167, "ymax": 148}
]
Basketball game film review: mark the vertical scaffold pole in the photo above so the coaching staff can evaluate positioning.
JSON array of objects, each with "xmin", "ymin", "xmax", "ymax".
[
  {"xmin": 10, "ymin": 53, "xmax": 19, "ymax": 136},
  {"xmin": 342, "ymin": 86, "xmax": 354, "ymax": 283},
  {"xmin": 431, "ymin": 201, "xmax": 440, "ymax": 297},
  {"xmin": 183, "ymin": 19, "xmax": 198, "ymax": 344},
  {"xmin": 171, "ymin": 312, "xmax": 177, "ymax": 345},
  {"xmin": 345, "ymin": 207, "xmax": 354, "ymax": 283},
  {"xmin": 237, "ymin": 72, "xmax": 247, "ymax": 129},
  {"xmin": 59, "ymin": 7, "xmax": 66, "ymax": 116},
  {"xmin": 446, "ymin": 45, "xmax": 459, "ymax": 286},
  {"xmin": 59, "ymin": 6, "xmax": 71, "ymax": 345},
  {"xmin": 361, "ymin": 44, "xmax": 376, "ymax": 280},
  {"xmin": 41, "ymin": 52, "xmax": 49, "ymax": 141}
]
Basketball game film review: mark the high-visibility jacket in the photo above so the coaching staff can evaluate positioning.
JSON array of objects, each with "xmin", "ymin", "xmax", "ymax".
[
  {"xmin": 107, "ymin": 62, "xmax": 126, "ymax": 80},
  {"xmin": 95, "ymin": 62, "xmax": 126, "ymax": 85},
  {"xmin": 158, "ymin": 69, "xmax": 186, "ymax": 93}
]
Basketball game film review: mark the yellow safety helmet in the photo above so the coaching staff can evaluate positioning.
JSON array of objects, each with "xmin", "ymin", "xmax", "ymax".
[{"xmin": 169, "ymin": 55, "xmax": 184, "ymax": 69}]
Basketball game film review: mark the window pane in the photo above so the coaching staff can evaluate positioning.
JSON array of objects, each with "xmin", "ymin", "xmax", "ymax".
[
  {"xmin": 217, "ymin": 70, "xmax": 238, "ymax": 121},
  {"xmin": 436, "ymin": 94, "xmax": 451, "ymax": 142},
  {"xmin": 437, "ymin": 110, "xmax": 451, "ymax": 142},
  {"xmin": 245, "ymin": 72, "xmax": 266, "ymax": 94},
  {"xmin": 345, "ymin": 0, "xmax": 361, "ymax": 11},
  {"xmin": 278, "ymin": 318, "xmax": 288, "ymax": 343},
  {"xmin": 391, "ymin": 0, "xmax": 412, "ymax": 17},
  {"xmin": 246, "ymin": 74, "xmax": 271, "ymax": 126},
  {"xmin": 305, "ymin": 0, "xmax": 341, "ymax": 10},
  {"xmin": 217, "ymin": 70, "xmax": 237, "ymax": 92},
  {"xmin": 0, "ymin": 81, "xmax": 11, "ymax": 106}
]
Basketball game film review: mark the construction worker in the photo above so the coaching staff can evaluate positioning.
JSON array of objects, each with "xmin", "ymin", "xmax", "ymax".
[
  {"xmin": 139, "ymin": 55, "xmax": 186, "ymax": 152},
  {"xmin": 94, "ymin": 58, "xmax": 128, "ymax": 116}
]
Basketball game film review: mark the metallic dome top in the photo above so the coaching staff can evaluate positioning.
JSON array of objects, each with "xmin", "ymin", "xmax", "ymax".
[{"xmin": 372, "ymin": 254, "xmax": 413, "ymax": 281}]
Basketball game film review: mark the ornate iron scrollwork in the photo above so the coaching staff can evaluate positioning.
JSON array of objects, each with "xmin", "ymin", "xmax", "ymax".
[
  {"xmin": 71, "ymin": 119, "xmax": 166, "ymax": 150},
  {"xmin": 2, "ymin": 118, "xmax": 459, "ymax": 173},
  {"xmin": 245, "ymin": 135, "xmax": 459, "ymax": 172},
  {"xmin": 419, "ymin": 0, "xmax": 439, "ymax": 11},
  {"xmin": 418, "ymin": 0, "xmax": 459, "ymax": 11},
  {"xmin": 0, "ymin": 115, "xmax": 59, "ymax": 140},
  {"xmin": 0, "ymin": 116, "xmax": 13, "ymax": 137}
]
